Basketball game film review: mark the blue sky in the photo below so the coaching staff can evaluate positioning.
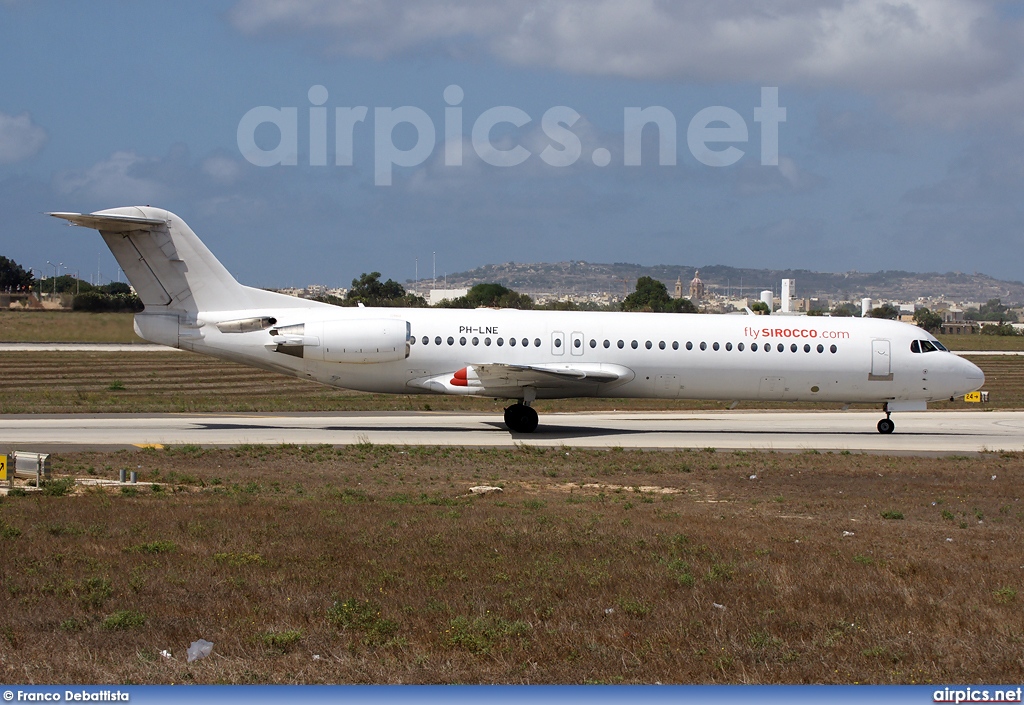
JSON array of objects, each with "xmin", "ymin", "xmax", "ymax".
[{"xmin": 2, "ymin": 0, "xmax": 1022, "ymax": 288}]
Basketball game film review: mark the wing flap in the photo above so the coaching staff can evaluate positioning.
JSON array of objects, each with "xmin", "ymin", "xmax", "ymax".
[{"xmin": 409, "ymin": 362, "xmax": 634, "ymax": 395}]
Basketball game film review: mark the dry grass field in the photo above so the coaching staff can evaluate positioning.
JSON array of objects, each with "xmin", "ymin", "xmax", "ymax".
[
  {"xmin": 0, "ymin": 445, "xmax": 1021, "ymax": 684},
  {"xmin": 0, "ymin": 311, "xmax": 141, "ymax": 343}
]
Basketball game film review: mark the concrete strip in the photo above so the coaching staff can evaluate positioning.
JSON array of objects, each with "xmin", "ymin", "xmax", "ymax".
[
  {"xmin": 0, "ymin": 410, "xmax": 1021, "ymax": 454},
  {"xmin": 0, "ymin": 343, "xmax": 179, "ymax": 352}
]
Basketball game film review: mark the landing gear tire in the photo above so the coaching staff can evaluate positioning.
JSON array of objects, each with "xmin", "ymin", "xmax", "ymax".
[
  {"xmin": 504, "ymin": 403, "xmax": 539, "ymax": 433},
  {"xmin": 877, "ymin": 417, "xmax": 895, "ymax": 434}
]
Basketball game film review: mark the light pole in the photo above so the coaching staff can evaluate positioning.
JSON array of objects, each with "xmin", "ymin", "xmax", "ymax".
[{"xmin": 45, "ymin": 261, "xmax": 61, "ymax": 297}]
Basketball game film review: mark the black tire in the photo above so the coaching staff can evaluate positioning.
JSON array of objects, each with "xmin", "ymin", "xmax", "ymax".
[
  {"xmin": 877, "ymin": 418, "xmax": 895, "ymax": 434},
  {"xmin": 503, "ymin": 404, "xmax": 523, "ymax": 431},
  {"xmin": 520, "ymin": 406, "xmax": 539, "ymax": 433},
  {"xmin": 504, "ymin": 404, "xmax": 539, "ymax": 433}
]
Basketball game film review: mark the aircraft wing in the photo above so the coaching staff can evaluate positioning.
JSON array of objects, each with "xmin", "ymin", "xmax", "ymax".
[{"xmin": 409, "ymin": 362, "xmax": 634, "ymax": 395}]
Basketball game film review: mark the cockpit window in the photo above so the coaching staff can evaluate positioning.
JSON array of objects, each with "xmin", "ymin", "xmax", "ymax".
[
  {"xmin": 932, "ymin": 340, "xmax": 948, "ymax": 351},
  {"xmin": 910, "ymin": 340, "xmax": 920, "ymax": 353},
  {"xmin": 912, "ymin": 339, "xmax": 940, "ymax": 353},
  {"xmin": 920, "ymin": 340, "xmax": 938, "ymax": 353}
]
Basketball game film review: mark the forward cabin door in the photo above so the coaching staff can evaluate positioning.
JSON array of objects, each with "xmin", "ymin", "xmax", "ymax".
[{"xmin": 869, "ymin": 339, "xmax": 893, "ymax": 381}]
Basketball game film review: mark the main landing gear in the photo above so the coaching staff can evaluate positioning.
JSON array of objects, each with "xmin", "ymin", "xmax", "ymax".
[
  {"xmin": 504, "ymin": 403, "xmax": 539, "ymax": 434},
  {"xmin": 876, "ymin": 411, "xmax": 895, "ymax": 435}
]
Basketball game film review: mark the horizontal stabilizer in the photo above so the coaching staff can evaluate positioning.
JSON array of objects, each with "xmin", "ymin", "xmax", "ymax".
[{"xmin": 48, "ymin": 212, "xmax": 166, "ymax": 232}]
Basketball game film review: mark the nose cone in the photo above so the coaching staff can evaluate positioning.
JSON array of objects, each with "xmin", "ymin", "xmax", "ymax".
[{"xmin": 958, "ymin": 355, "xmax": 985, "ymax": 392}]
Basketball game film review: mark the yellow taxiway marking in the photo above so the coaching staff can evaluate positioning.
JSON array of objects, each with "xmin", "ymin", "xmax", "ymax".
[{"xmin": 132, "ymin": 443, "xmax": 165, "ymax": 449}]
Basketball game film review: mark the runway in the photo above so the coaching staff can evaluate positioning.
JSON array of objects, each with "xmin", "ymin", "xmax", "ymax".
[{"xmin": 2, "ymin": 410, "xmax": 1022, "ymax": 454}]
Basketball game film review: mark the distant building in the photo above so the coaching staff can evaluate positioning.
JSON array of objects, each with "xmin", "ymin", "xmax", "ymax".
[
  {"xmin": 941, "ymin": 321, "xmax": 978, "ymax": 335},
  {"xmin": 689, "ymin": 271, "xmax": 705, "ymax": 301},
  {"xmin": 429, "ymin": 288, "xmax": 468, "ymax": 306}
]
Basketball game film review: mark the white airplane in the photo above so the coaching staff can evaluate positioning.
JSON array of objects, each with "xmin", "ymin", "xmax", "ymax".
[{"xmin": 49, "ymin": 207, "xmax": 984, "ymax": 435}]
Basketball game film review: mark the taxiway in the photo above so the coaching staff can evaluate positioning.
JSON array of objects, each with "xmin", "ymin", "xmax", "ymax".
[{"xmin": 1, "ymin": 410, "xmax": 1021, "ymax": 454}]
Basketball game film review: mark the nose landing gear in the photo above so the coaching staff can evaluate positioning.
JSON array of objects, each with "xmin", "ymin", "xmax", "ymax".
[{"xmin": 876, "ymin": 412, "xmax": 894, "ymax": 434}]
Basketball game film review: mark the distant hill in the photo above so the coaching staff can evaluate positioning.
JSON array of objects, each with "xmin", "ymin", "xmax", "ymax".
[{"xmin": 429, "ymin": 262, "xmax": 1024, "ymax": 304}]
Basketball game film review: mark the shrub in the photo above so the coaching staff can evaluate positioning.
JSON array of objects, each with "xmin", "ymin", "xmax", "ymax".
[
  {"xmin": 445, "ymin": 615, "xmax": 531, "ymax": 654},
  {"xmin": 79, "ymin": 577, "xmax": 113, "ymax": 609},
  {"xmin": 327, "ymin": 598, "xmax": 399, "ymax": 645},
  {"xmin": 881, "ymin": 510, "xmax": 904, "ymax": 520},
  {"xmin": 259, "ymin": 629, "xmax": 303, "ymax": 652},
  {"xmin": 42, "ymin": 477, "xmax": 76, "ymax": 497},
  {"xmin": 994, "ymin": 587, "xmax": 1017, "ymax": 604},
  {"xmin": 102, "ymin": 610, "xmax": 146, "ymax": 630}
]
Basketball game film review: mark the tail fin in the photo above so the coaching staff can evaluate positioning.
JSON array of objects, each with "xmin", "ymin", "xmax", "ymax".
[{"xmin": 49, "ymin": 207, "xmax": 250, "ymax": 313}]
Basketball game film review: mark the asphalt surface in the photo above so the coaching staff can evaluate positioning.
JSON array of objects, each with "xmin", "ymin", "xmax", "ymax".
[{"xmin": 1, "ymin": 410, "xmax": 1020, "ymax": 454}]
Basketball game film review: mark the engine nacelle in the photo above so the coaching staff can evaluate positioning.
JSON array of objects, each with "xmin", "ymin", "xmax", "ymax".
[{"xmin": 311, "ymin": 318, "xmax": 410, "ymax": 364}]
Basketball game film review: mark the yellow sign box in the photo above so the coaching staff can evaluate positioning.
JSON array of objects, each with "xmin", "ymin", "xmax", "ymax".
[
  {"xmin": 0, "ymin": 455, "xmax": 6, "ymax": 481},
  {"xmin": 964, "ymin": 392, "xmax": 982, "ymax": 403}
]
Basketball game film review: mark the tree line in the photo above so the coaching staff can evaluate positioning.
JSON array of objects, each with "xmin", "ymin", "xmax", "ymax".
[{"xmin": 0, "ymin": 254, "xmax": 142, "ymax": 311}]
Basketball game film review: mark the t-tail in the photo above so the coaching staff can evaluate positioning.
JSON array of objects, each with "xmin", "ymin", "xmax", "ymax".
[{"xmin": 48, "ymin": 207, "xmax": 314, "ymax": 348}]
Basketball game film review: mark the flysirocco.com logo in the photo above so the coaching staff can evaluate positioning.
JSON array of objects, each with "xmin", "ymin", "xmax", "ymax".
[{"xmin": 237, "ymin": 85, "xmax": 786, "ymax": 185}]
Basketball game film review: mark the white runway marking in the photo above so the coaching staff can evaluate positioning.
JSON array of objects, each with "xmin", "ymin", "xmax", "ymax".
[{"xmin": 1, "ymin": 410, "xmax": 1021, "ymax": 454}]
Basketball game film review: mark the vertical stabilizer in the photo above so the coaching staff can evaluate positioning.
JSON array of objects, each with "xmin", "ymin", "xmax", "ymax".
[{"xmin": 49, "ymin": 207, "xmax": 251, "ymax": 313}]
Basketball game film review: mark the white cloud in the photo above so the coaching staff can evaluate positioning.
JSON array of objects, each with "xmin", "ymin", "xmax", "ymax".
[
  {"xmin": 228, "ymin": 0, "xmax": 1024, "ymax": 128},
  {"xmin": 54, "ymin": 151, "xmax": 167, "ymax": 204},
  {"xmin": 0, "ymin": 111, "xmax": 47, "ymax": 163},
  {"xmin": 202, "ymin": 155, "xmax": 243, "ymax": 184}
]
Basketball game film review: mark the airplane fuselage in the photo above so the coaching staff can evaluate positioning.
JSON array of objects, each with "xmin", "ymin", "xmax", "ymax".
[{"xmin": 169, "ymin": 303, "xmax": 983, "ymax": 405}]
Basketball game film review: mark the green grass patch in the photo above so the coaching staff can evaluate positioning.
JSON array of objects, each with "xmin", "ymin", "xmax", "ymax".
[{"xmin": 102, "ymin": 610, "xmax": 146, "ymax": 630}]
